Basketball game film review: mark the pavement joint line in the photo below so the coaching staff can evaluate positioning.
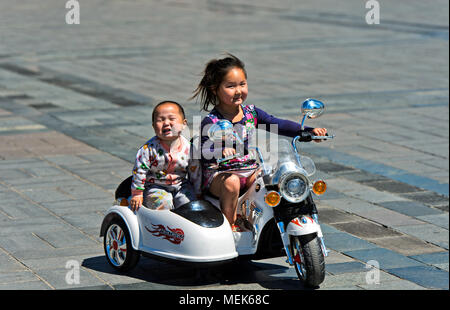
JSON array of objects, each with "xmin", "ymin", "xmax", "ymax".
[
  {"xmin": 0, "ymin": 63, "xmax": 154, "ymax": 107},
  {"xmin": 303, "ymin": 147, "xmax": 449, "ymax": 197},
  {"xmin": 36, "ymin": 154, "xmax": 114, "ymax": 197},
  {"xmin": 31, "ymin": 232, "xmax": 57, "ymax": 249},
  {"xmin": 0, "ymin": 177, "xmax": 102, "ymax": 246},
  {"xmin": 80, "ymin": 266, "xmax": 116, "ymax": 290},
  {"xmin": 0, "ymin": 245, "xmax": 55, "ymax": 289}
]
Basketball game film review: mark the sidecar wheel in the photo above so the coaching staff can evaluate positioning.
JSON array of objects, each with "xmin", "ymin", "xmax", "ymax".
[
  {"xmin": 104, "ymin": 218, "xmax": 140, "ymax": 271},
  {"xmin": 291, "ymin": 234, "xmax": 325, "ymax": 288}
]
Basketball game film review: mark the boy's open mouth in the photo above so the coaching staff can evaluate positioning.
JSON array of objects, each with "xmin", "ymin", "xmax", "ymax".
[{"xmin": 162, "ymin": 128, "xmax": 172, "ymax": 134}]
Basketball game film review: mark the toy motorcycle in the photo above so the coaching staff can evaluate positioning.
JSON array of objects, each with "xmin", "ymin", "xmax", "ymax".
[{"xmin": 100, "ymin": 99, "xmax": 334, "ymax": 287}]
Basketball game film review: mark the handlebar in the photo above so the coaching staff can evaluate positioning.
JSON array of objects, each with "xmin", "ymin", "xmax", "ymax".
[
  {"xmin": 298, "ymin": 131, "xmax": 335, "ymax": 142},
  {"xmin": 311, "ymin": 134, "xmax": 335, "ymax": 140}
]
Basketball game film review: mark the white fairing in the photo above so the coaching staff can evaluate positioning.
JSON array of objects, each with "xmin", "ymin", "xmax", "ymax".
[
  {"xmin": 104, "ymin": 205, "xmax": 141, "ymax": 250},
  {"xmin": 286, "ymin": 216, "xmax": 320, "ymax": 236},
  {"xmin": 103, "ymin": 204, "xmax": 238, "ymax": 263},
  {"xmin": 204, "ymin": 177, "xmax": 274, "ymax": 255},
  {"xmin": 137, "ymin": 207, "xmax": 238, "ymax": 262}
]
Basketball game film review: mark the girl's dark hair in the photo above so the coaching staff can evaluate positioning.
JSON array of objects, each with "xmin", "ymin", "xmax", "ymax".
[
  {"xmin": 152, "ymin": 100, "xmax": 186, "ymax": 123},
  {"xmin": 191, "ymin": 53, "xmax": 247, "ymax": 111}
]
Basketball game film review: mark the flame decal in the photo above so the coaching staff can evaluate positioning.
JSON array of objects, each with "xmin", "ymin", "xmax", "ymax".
[{"xmin": 145, "ymin": 223, "xmax": 184, "ymax": 244}]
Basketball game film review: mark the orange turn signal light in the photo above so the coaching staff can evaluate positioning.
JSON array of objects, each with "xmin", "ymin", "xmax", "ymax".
[
  {"xmin": 312, "ymin": 180, "xmax": 327, "ymax": 195},
  {"xmin": 265, "ymin": 191, "xmax": 281, "ymax": 207}
]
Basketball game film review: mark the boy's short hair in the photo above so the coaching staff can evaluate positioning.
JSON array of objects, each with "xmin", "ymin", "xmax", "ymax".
[{"xmin": 152, "ymin": 100, "xmax": 186, "ymax": 123}]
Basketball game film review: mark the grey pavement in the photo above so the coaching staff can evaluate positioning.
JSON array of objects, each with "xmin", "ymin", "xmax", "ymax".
[{"xmin": 0, "ymin": 0, "xmax": 448, "ymax": 291}]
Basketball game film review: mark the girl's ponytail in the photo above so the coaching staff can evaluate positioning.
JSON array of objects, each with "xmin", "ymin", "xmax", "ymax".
[{"xmin": 191, "ymin": 53, "xmax": 246, "ymax": 111}]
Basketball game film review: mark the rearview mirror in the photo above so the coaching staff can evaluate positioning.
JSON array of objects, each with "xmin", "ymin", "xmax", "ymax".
[
  {"xmin": 300, "ymin": 98, "xmax": 325, "ymax": 130},
  {"xmin": 301, "ymin": 98, "xmax": 324, "ymax": 119}
]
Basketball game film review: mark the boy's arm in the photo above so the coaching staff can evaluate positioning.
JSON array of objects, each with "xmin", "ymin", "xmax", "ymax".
[{"xmin": 131, "ymin": 144, "xmax": 151, "ymax": 198}]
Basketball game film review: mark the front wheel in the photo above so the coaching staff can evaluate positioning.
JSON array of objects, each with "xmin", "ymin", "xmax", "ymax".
[
  {"xmin": 103, "ymin": 217, "xmax": 140, "ymax": 271},
  {"xmin": 290, "ymin": 234, "xmax": 325, "ymax": 288}
]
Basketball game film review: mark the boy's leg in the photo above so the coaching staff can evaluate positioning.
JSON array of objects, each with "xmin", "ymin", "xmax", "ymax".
[
  {"xmin": 143, "ymin": 187, "xmax": 174, "ymax": 210},
  {"xmin": 172, "ymin": 181, "xmax": 196, "ymax": 208}
]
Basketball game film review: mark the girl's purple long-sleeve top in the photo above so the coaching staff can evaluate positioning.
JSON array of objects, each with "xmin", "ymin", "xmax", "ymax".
[{"xmin": 199, "ymin": 105, "xmax": 313, "ymax": 165}]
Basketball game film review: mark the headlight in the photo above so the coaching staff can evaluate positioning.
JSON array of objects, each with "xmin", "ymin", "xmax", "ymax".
[{"xmin": 279, "ymin": 172, "xmax": 309, "ymax": 203}]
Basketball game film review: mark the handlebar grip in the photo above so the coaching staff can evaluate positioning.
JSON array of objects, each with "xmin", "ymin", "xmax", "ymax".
[{"xmin": 298, "ymin": 131, "xmax": 313, "ymax": 142}]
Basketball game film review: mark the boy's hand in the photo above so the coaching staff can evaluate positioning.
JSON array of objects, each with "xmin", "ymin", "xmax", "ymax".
[
  {"xmin": 312, "ymin": 128, "xmax": 328, "ymax": 143},
  {"xmin": 130, "ymin": 195, "xmax": 143, "ymax": 211},
  {"xmin": 222, "ymin": 147, "xmax": 236, "ymax": 158}
]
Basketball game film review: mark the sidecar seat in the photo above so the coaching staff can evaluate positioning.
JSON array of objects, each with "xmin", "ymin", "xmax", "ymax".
[
  {"xmin": 171, "ymin": 200, "xmax": 224, "ymax": 228},
  {"xmin": 115, "ymin": 176, "xmax": 132, "ymax": 200}
]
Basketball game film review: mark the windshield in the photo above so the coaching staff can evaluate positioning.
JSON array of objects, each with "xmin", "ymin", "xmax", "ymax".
[{"xmin": 275, "ymin": 139, "xmax": 316, "ymax": 176}]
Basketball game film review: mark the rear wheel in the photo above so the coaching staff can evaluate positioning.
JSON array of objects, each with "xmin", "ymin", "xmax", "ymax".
[
  {"xmin": 104, "ymin": 218, "xmax": 140, "ymax": 271},
  {"xmin": 290, "ymin": 234, "xmax": 325, "ymax": 288}
]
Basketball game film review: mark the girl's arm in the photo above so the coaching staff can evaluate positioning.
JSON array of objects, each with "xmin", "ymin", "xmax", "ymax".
[{"xmin": 254, "ymin": 106, "xmax": 313, "ymax": 137}]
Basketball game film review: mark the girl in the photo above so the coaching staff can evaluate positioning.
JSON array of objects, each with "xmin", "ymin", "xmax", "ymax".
[{"xmin": 191, "ymin": 54, "xmax": 327, "ymax": 231}]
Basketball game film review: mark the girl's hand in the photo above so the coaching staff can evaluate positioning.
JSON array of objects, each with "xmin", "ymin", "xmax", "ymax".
[
  {"xmin": 312, "ymin": 128, "xmax": 328, "ymax": 143},
  {"xmin": 222, "ymin": 147, "xmax": 236, "ymax": 158},
  {"xmin": 130, "ymin": 195, "xmax": 143, "ymax": 211}
]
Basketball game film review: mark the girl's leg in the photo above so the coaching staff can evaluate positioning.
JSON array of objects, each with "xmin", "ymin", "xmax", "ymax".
[{"xmin": 208, "ymin": 173, "xmax": 241, "ymax": 226}]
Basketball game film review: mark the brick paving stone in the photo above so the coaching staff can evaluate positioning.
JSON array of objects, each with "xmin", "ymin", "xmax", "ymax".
[
  {"xmin": 343, "ymin": 248, "xmax": 428, "ymax": 270},
  {"xmin": 316, "ymin": 207, "xmax": 362, "ymax": 224},
  {"xmin": 358, "ymin": 280, "xmax": 427, "ymax": 290},
  {"xmin": 369, "ymin": 235, "xmax": 445, "ymax": 256},
  {"xmin": 0, "ymin": 280, "xmax": 51, "ymax": 290},
  {"xmin": 332, "ymin": 220, "xmax": 402, "ymax": 239},
  {"xmin": 325, "ymin": 261, "xmax": 367, "ymax": 275},
  {"xmin": 386, "ymin": 266, "xmax": 449, "ymax": 290},
  {"xmin": 0, "ymin": 0, "xmax": 448, "ymax": 291},
  {"xmin": 409, "ymin": 252, "xmax": 449, "ymax": 266},
  {"xmin": 35, "ymin": 267, "xmax": 108, "ymax": 290},
  {"xmin": 416, "ymin": 213, "xmax": 449, "ymax": 229},
  {"xmin": 0, "ymin": 252, "xmax": 27, "ymax": 273},
  {"xmin": 322, "ymin": 232, "xmax": 379, "ymax": 252},
  {"xmin": 318, "ymin": 270, "xmax": 400, "ymax": 289},
  {"xmin": 377, "ymin": 200, "xmax": 444, "ymax": 217},
  {"xmin": 393, "ymin": 224, "xmax": 449, "ymax": 249}
]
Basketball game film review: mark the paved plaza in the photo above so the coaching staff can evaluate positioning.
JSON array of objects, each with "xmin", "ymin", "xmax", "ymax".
[{"xmin": 0, "ymin": 0, "xmax": 448, "ymax": 291}]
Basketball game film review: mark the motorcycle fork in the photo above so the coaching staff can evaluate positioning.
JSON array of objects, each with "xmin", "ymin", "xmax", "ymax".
[
  {"xmin": 275, "ymin": 221, "xmax": 294, "ymax": 266},
  {"xmin": 307, "ymin": 195, "xmax": 329, "ymax": 257}
]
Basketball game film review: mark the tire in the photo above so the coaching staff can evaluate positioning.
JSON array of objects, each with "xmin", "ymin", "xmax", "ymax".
[
  {"xmin": 290, "ymin": 234, "xmax": 325, "ymax": 288},
  {"xmin": 103, "ymin": 217, "xmax": 140, "ymax": 271}
]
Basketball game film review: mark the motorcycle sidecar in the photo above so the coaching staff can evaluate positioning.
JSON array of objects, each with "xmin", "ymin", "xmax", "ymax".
[{"xmin": 100, "ymin": 177, "xmax": 238, "ymax": 271}]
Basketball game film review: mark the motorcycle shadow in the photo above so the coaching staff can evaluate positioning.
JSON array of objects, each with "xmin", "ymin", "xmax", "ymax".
[{"xmin": 82, "ymin": 255, "xmax": 316, "ymax": 290}]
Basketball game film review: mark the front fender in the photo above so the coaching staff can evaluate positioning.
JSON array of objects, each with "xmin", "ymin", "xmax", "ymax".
[
  {"xmin": 286, "ymin": 216, "xmax": 320, "ymax": 236},
  {"xmin": 100, "ymin": 205, "xmax": 140, "ymax": 250}
]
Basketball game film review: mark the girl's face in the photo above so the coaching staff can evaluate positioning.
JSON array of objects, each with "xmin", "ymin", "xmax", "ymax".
[
  {"xmin": 215, "ymin": 67, "xmax": 248, "ymax": 108},
  {"xmin": 152, "ymin": 103, "xmax": 187, "ymax": 142}
]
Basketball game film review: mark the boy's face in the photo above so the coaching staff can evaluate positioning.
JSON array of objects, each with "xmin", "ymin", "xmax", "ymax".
[{"xmin": 152, "ymin": 103, "xmax": 187, "ymax": 142}]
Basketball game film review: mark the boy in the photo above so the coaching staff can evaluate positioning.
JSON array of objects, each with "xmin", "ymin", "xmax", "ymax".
[{"xmin": 130, "ymin": 101, "xmax": 199, "ymax": 211}]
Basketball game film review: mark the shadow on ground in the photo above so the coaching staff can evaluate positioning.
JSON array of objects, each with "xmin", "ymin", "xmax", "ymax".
[{"xmin": 82, "ymin": 255, "xmax": 313, "ymax": 290}]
